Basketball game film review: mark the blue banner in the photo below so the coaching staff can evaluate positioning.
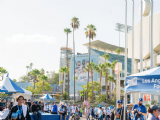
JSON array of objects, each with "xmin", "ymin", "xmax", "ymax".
[
  {"xmin": 70, "ymin": 55, "xmax": 98, "ymax": 94},
  {"xmin": 125, "ymin": 75, "xmax": 160, "ymax": 92}
]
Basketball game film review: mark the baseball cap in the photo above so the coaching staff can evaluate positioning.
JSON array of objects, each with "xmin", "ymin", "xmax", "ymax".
[
  {"xmin": 150, "ymin": 105, "xmax": 160, "ymax": 111},
  {"xmin": 35, "ymin": 101, "xmax": 38, "ymax": 104},
  {"xmin": 138, "ymin": 98, "xmax": 143, "ymax": 102},
  {"xmin": 117, "ymin": 100, "xmax": 123, "ymax": 104}
]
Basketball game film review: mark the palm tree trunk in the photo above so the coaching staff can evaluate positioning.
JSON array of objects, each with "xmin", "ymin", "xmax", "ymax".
[
  {"xmin": 105, "ymin": 69, "xmax": 108, "ymax": 103},
  {"xmin": 66, "ymin": 33, "xmax": 70, "ymax": 101},
  {"xmin": 43, "ymin": 80, "xmax": 44, "ymax": 92},
  {"xmin": 34, "ymin": 76, "xmax": 36, "ymax": 89},
  {"xmin": 63, "ymin": 73, "xmax": 64, "ymax": 94},
  {"xmin": 2, "ymin": 75, "xmax": 3, "ymax": 80},
  {"xmin": 91, "ymin": 70, "xmax": 94, "ymax": 101},
  {"xmin": 99, "ymin": 71, "xmax": 102, "ymax": 94},
  {"xmin": 73, "ymin": 28, "xmax": 76, "ymax": 102},
  {"xmin": 87, "ymin": 38, "xmax": 91, "ymax": 100},
  {"xmin": 109, "ymin": 82, "xmax": 111, "ymax": 103}
]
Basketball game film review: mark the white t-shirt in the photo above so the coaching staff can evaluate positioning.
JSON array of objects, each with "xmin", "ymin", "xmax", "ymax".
[
  {"xmin": 103, "ymin": 110, "xmax": 106, "ymax": 115},
  {"xmin": 67, "ymin": 106, "xmax": 71, "ymax": 112},
  {"xmin": 106, "ymin": 110, "xmax": 111, "ymax": 115},
  {"xmin": 44, "ymin": 105, "xmax": 49, "ymax": 111},
  {"xmin": 72, "ymin": 106, "xmax": 76, "ymax": 113},
  {"xmin": 49, "ymin": 105, "xmax": 53, "ymax": 111}
]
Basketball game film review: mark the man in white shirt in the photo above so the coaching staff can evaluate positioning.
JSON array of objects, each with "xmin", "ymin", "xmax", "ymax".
[
  {"xmin": 106, "ymin": 108, "xmax": 111, "ymax": 120},
  {"xmin": 67, "ymin": 105, "xmax": 71, "ymax": 119}
]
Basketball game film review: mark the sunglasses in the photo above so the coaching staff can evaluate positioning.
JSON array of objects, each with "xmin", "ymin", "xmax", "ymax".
[{"xmin": 118, "ymin": 104, "xmax": 122, "ymax": 105}]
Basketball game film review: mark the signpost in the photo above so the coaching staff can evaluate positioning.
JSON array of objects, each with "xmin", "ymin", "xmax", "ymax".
[{"xmin": 115, "ymin": 62, "xmax": 122, "ymax": 103}]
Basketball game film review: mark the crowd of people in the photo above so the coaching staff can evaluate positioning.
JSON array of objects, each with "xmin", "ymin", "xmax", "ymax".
[{"xmin": 1, "ymin": 95, "xmax": 160, "ymax": 120}]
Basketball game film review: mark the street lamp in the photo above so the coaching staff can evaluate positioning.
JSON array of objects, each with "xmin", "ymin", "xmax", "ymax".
[
  {"xmin": 150, "ymin": 0, "xmax": 153, "ymax": 69},
  {"xmin": 132, "ymin": 0, "xmax": 134, "ymax": 74}
]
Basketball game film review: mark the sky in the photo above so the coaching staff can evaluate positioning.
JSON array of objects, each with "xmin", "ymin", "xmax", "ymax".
[{"xmin": 0, "ymin": 0, "xmax": 160, "ymax": 80}]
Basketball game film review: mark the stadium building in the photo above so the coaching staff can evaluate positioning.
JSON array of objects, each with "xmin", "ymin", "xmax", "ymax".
[
  {"xmin": 128, "ymin": 12, "xmax": 160, "ymax": 105},
  {"xmin": 59, "ymin": 40, "xmax": 132, "ymax": 102}
]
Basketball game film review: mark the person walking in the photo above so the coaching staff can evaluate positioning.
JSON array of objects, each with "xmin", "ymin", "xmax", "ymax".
[
  {"xmin": 8, "ymin": 95, "xmax": 31, "ymax": 120},
  {"xmin": 87, "ymin": 107, "xmax": 90, "ymax": 120},
  {"xmin": 98, "ymin": 107, "xmax": 103, "ymax": 120},
  {"xmin": 132, "ymin": 98, "xmax": 147, "ymax": 120},
  {"xmin": 147, "ymin": 105, "xmax": 160, "ymax": 120}
]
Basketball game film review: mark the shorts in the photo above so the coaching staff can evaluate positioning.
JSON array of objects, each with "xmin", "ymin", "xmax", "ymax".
[
  {"xmin": 60, "ymin": 112, "xmax": 67, "ymax": 116},
  {"xmin": 107, "ymin": 115, "xmax": 110, "ymax": 118},
  {"xmin": 103, "ymin": 114, "xmax": 105, "ymax": 118}
]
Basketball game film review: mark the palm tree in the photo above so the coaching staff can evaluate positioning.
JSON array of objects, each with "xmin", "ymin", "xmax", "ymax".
[
  {"xmin": 84, "ymin": 24, "xmax": 96, "ymax": 99},
  {"xmin": 71, "ymin": 17, "xmax": 80, "ymax": 102},
  {"xmin": 26, "ymin": 66, "xmax": 29, "ymax": 75},
  {"xmin": 102, "ymin": 54, "xmax": 110, "ymax": 63},
  {"xmin": 30, "ymin": 69, "xmax": 40, "ymax": 89},
  {"xmin": 103, "ymin": 62, "xmax": 111, "ymax": 103},
  {"xmin": 102, "ymin": 54, "xmax": 111, "ymax": 103},
  {"xmin": 0, "ymin": 67, "xmax": 8, "ymax": 80},
  {"xmin": 108, "ymin": 75, "xmax": 115, "ymax": 103},
  {"xmin": 95, "ymin": 63, "xmax": 105, "ymax": 94},
  {"xmin": 38, "ymin": 74, "xmax": 48, "ymax": 92},
  {"xmin": 85, "ymin": 62, "xmax": 96, "ymax": 101},
  {"xmin": 29, "ymin": 63, "xmax": 33, "ymax": 71},
  {"xmin": 59, "ymin": 81, "xmax": 63, "ymax": 94},
  {"xmin": 64, "ymin": 28, "xmax": 72, "ymax": 100},
  {"xmin": 19, "ymin": 75, "xmax": 30, "ymax": 82},
  {"xmin": 40, "ymin": 68, "xmax": 45, "ymax": 75},
  {"xmin": 115, "ymin": 48, "xmax": 121, "ymax": 61},
  {"xmin": 110, "ymin": 60, "xmax": 117, "ymax": 102},
  {"xmin": 59, "ymin": 67, "xmax": 69, "ymax": 94}
]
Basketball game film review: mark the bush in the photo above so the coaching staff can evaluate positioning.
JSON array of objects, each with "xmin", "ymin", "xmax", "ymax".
[{"xmin": 96, "ymin": 94, "xmax": 107, "ymax": 103}]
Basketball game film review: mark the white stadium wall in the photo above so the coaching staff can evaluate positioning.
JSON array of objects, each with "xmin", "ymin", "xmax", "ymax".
[{"xmin": 128, "ymin": 12, "xmax": 160, "ymax": 60}]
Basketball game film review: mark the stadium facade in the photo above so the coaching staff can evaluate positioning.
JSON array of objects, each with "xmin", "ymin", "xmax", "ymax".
[
  {"xmin": 59, "ymin": 40, "xmax": 132, "ymax": 102},
  {"xmin": 128, "ymin": 12, "xmax": 160, "ymax": 105}
]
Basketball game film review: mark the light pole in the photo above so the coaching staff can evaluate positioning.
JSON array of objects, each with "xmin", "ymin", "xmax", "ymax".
[
  {"xmin": 124, "ymin": 0, "xmax": 127, "ymax": 120},
  {"xmin": 132, "ymin": 0, "xmax": 134, "ymax": 74},
  {"xmin": 150, "ymin": 0, "xmax": 153, "ymax": 69},
  {"xmin": 140, "ymin": 0, "xmax": 143, "ymax": 72}
]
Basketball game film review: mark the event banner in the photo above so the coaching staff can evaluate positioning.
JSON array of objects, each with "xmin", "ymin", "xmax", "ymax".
[
  {"xmin": 70, "ymin": 55, "xmax": 98, "ymax": 94},
  {"xmin": 125, "ymin": 75, "xmax": 160, "ymax": 92}
]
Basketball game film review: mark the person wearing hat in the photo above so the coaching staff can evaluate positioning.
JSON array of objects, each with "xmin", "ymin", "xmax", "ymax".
[
  {"xmin": 111, "ymin": 100, "xmax": 127, "ymax": 120},
  {"xmin": 132, "ymin": 98, "xmax": 147, "ymax": 120},
  {"xmin": 31, "ymin": 101, "xmax": 41, "ymax": 120},
  {"xmin": 147, "ymin": 105, "xmax": 160, "ymax": 120}
]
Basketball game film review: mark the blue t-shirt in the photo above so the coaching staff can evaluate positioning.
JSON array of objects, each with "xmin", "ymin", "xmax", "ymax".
[
  {"xmin": 52, "ymin": 105, "xmax": 57, "ymax": 113},
  {"xmin": 132, "ymin": 104, "xmax": 147, "ymax": 120}
]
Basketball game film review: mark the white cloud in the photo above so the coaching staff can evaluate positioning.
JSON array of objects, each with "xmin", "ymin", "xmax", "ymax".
[{"xmin": 5, "ymin": 34, "xmax": 56, "ymax": 44}]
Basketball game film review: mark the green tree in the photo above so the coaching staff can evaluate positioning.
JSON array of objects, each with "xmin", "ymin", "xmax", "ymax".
[
  {"xmin": 12, "ymin": 79, "xmax": 17, "ymax": 82},
  {"xmin": 71, "ymin": 17, "xmax": 80, "ymax": 101},
  {"xmin": 55, "ymin": 94, "xmax": 61, "ymax": 101},
  {"xmin": 19, "ymin": 75, "xmax": 30, "ymax": 82},
  {"xmin": 85, "ymin": 62, "xmax": 96, "ymax": 100},
  {"xmin": 0, "ymin": 93, "xmax": 8, "ymax": 99},
  {"xmin": 40, "ymin": 68, "xmax": 45, "ymax": 75},
  {"xmin": 34, "ymin": 81, "xmax": 51, "ymax": 94},
  {"xmin": 59, "ymin": 67, "xmax": 69, "ymax": 94},
  {"xmin": 108, "ymin": 75, "xmax": 115, "ymax": 103},
  {"xmin": 0, "ymin": 67, "xmax": 8, "ymax": 80},
  {"xmin": 82, "ymin": 81, "xmax": 99, "ymax": 101},
  {"xmin": 115, "ymin": 48, "xmax": 121, "ymax": 62},
  {"xmin": 110, "ymin": 60, "xmax": 117, "ymax": 102},
  {"xmin": 64, "ymin": 28, "xmax": 72, "ymax": 101},
  {"xmin": 26, "ymin": 66, "xmax": 29, "ymax": 75},
  {"xmin": 29, "ymin": 63, "xmax": 33, "ymax": 71},
  {"xmin": 30, "ymin": 69, "xmax": 40, "ymax": 89},
  {"xmin": 95, "ymin": 63, "xmax": 105, "ymax": 94},
  {"xmin": 47, "ymin": 71, "xmax": 59, "ymax": 85},
  {"xmin": 102, "ymin": 54, "xmax": 111, "ymax": 102},
  {"xmin": 84, "ymin": 24, "xmax": 96, "ymax": 99},
  {"xmin": 59, "ymin": 81, "xmax": 63, "ymax": 94},
  {"xmin": 96, "ymin": 94, "xmax": 107, "ymax": 103},
  {"xmin": 63, "ymin": 91, "xmax": 68, "ymax": 100},
  {"xmin": 38, "ymin": 74, "xmax": 48, "ymax": 92}
]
